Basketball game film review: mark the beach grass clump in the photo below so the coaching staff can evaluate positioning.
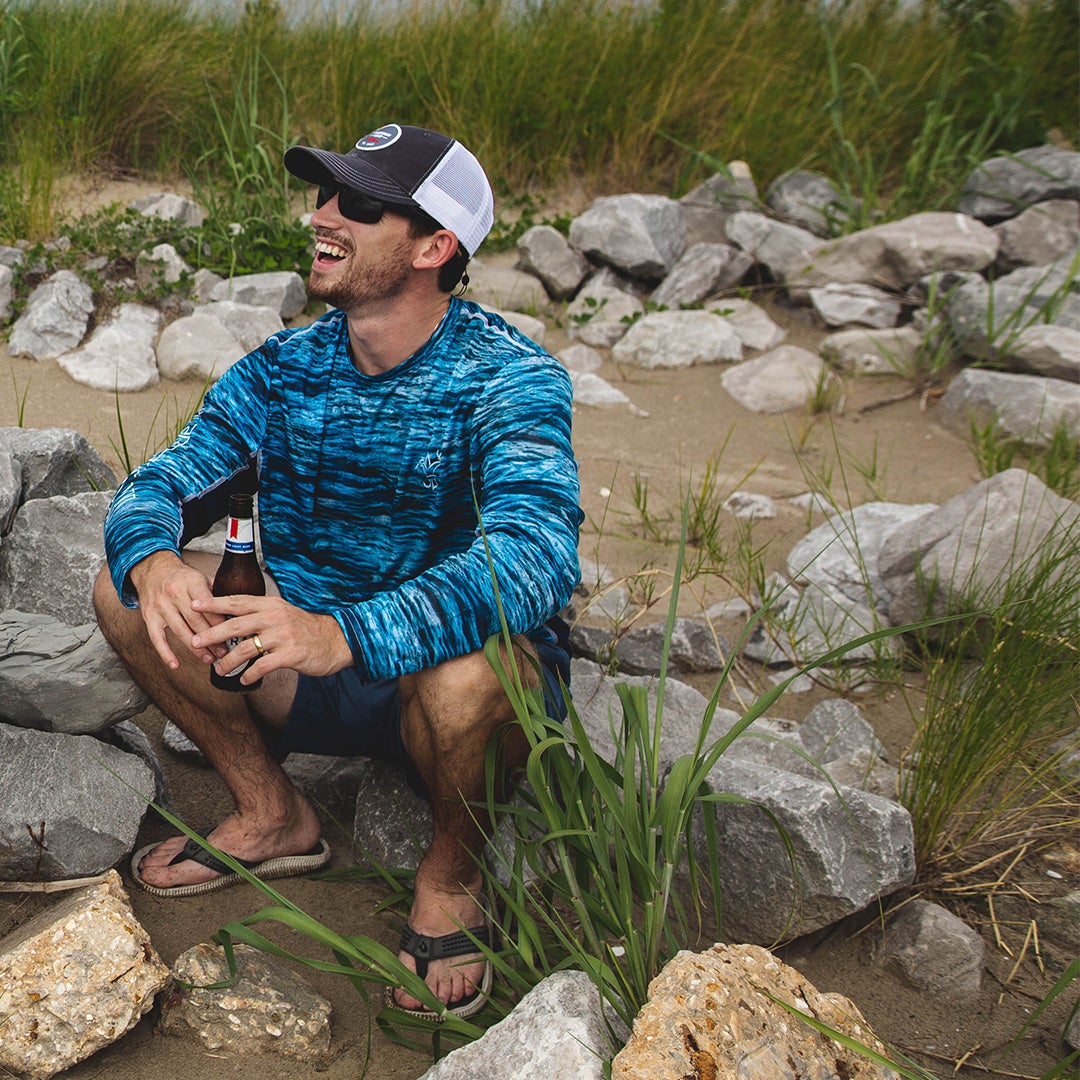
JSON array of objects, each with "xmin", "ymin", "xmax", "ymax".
[{"xmin": 0, "ymin": 0, "xmax": 1075, "ymax": 244}]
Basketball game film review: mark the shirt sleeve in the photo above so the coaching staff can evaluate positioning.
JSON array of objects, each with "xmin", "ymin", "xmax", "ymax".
[
  {"xmin": 103, "ymin": 345, "xmax": 275, "ymax": 607},
  {"xmin": 330, "ymin": 353, "xmax": 582, "ymax": 681}
]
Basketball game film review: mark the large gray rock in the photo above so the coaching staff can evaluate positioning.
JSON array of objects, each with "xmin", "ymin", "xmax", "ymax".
[
  {"xmin": 569, "ymin": 194, "xmax": 686, "ymax": 281},
  {"xmin": 57, "ymin": 302, "xmax": 162, "ymax": 391},
  {"xmin": 0, "ymin": 871, "xmax": 169, "ymax": 1079},
  {"xmin": 958, "ymin": 145, "xmax": 1080, "ymax": 221},
  {"xmin": 993, "ymin": 199, "xmax": 1080, "ymax": 272},
  {"xmin": 209, "ymin": 271, "xmax": 307, "ymax": 319},
  {"xmin": 0, "ymin": 447, "xmax": 19, "ymax": 535},
  {"xmin": 697, "ymin": 756, "xmax": 915, "ymax": 943},
  {"xmin": 944, "ymin": 261, "xmax": 1080, "ymax": 365},
  {"xmin": 724, "ymin": 210, "xmax": 824, "ymax": 282},
  {"xmin": 8, "ymin": 270, "xmax": 95, "ymax": 360},
  {"xmin": 467, "ymin": 262, "xmax": 550, "ymax": 312},
  {"xmin": 0, "ymin": 613, "xmax": 147, "ymax": 733},
  {"xmin": 809, "ymin": 282, "xmax": 902, "ymax": 328},
  {"xmin": 786, "ymin": 501, "xmax": 938, "ymax": 612},
  {"xmin": 878, "ymin": 469, "xmax": 1080, "ymax": 625},
  {"xmin": 710, "ymin": 298, "xmax": 787, "ymax": 351},
  {"xmin": 566, "ymin": 268, "xmax": 644, "ymax": 347},
  {"xmin": 420, "ymin": 971, "xmax": 626, "ymax": 1079},
  {"xmin": 130, "ymin": 191, "xmax": 206, "ymax": 227},
  {"xmin": 0, "ymin": 725, "xmax": 153, "ymax": 878},
  {"xmin": 569, "ymin": 370, "xmax": 630, "ymax": 407},
  {"xmin": 879, "ymin": 900, "xmax": 986, "ymax": 1003},
  {"xmin": 516, "ymin": 224, "xmax": 591, "ymax": 300},
  {"xmin": 939, "ymin": 368, "xmax": 1080, "ymax": 448},
  {"xmin": 155, "ymin": 300, "xmax": 284, "ymax": 381},
  {"xmin": 819, "ymin": 325, "xmax": 923, "ymax": 375},
  {"xmin": 611, "ymin": 310, "xmax": 742, "ymax": 369},
  {"xmin": 135, "ymin": 242, "xmax": 191, "ymax": 290},
  {"xmin": 0, "ymin": 491, "xmax": 112, "ymax": 625},
  {"xmin": 720, "ymin": 345, "xmax": 835, "ymax": 413},
  {"xmin": 787, "ymin": 212, "xmax": 999, "ymax": 295},
  {"xmin": 0, "ymin": 427, "xmax": 116, "ymax": 504},
  {"xmin": 765, "ymin": 168, "xmax": 848, "ymax": 237},
  {"xmin": 650, "ymin": 242, "xmax": 753, "ymax": 308},
  {"xmin": 680, "ymin": 162, "xmax": 758, "ymax": 246},
  {"xmin": 351, "ymin": 757, "xmax": 432, "ymax": 871}
]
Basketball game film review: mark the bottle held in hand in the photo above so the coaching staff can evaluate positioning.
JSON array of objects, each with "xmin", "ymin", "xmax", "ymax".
[{"xmin": 210, "ymin": 493, "xmax": 266, "ymax": 692}]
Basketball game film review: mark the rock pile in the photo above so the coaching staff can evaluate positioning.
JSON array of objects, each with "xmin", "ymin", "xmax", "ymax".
[{"xmin": 1, "ymin": 145, "xmax": 1078, "ymax": 1076}]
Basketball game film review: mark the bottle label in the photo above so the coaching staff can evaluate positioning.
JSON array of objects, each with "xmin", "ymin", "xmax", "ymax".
[{"xmin": 223, "ymin": 515, "xmax": 255, "ymax": 554}]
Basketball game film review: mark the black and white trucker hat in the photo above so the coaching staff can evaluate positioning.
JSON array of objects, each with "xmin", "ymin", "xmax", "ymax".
[{"xmin": 284, "ymin": 123, "xmax": 494, "ymax": 256}]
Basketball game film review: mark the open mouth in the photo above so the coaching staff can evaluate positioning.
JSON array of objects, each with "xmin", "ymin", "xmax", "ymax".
[{"xmin": 314, "ymin": 239, "xmax": 348, "ymax": 268}]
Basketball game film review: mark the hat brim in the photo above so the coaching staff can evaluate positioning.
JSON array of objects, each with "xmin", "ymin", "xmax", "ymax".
[{"xmin": 283, "ymin": 145, "xmax": 419, "ymax": 209}]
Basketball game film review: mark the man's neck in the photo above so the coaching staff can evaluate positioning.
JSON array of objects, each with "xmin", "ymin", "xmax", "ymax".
[{"xmin": 345, "ymin": 292, "xmax": 452, "ymax": 377}]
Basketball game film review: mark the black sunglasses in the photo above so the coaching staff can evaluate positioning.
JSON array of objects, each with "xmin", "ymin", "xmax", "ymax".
[{"xmin": 316, "ymin": 183, "xmax": 386, "ymax": 224}]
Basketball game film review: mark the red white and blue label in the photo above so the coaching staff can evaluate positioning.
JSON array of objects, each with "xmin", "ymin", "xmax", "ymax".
[
  {"xmin": 224, "ymin": 516, "xmax": 255, "ymax": 554},
  {"xmin": 356, "ymin": 125, "xmax": 402, "ymax": 151}
]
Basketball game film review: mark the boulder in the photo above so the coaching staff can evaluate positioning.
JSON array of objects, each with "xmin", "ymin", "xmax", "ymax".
[
  {"xmin": 155, "ymin": 301, "xmax": 284, "ymax": 381},
  {"xmin": 0, "ymin": 613, "xmax": 148, "ymax": 733},
  {"xmin": 209, "ymin": 271, "xmax": 307, "ymax": 319},
  {"xmin": 957, "ymin": 145, "xmax": 1080, "ymax": 221},
  {"xmin": 611, "ymin": 943, "xmax": 899, "ymax": 1080},
  {"xmin": 939, "ymin": 369, "xmax": 1080, "ymax": 447},
  {"xmin": 878, "ymin": 469, "xmax": 1080, "ymax": 625},
  {"xmin": 650, "ymin": 242, "xmax": 753, "ymax": 308},
  {"xmin": 420, "ymin": 971, "xmax": 626, "ymax": 1079},
  {"xmin": 8, "ymin": 270, "xmax": 95, "ymax": 360},
  {"xmin": 160, "ymin": 943, "xmax": 332, "ymax": 1063},
  {"xmin": 57, "ymin": 303, "xmax": 162, "ymax": 391},
  {"xmin": 611, "ymin": 310, "xmax": 743, "ymax": 369},
  {"xmin": 720, "ymin": 345, "xmax": 835, "ymax": 413},
  {"xmin": 724, "ymin": 210, "xmax": 824, "ymax": 282},
  {"xmin": 516, "ymin": 224, "xmax": 591, "ymax": 300},
  {"xmin": 708, "ymin": 298, "xmax": 787, "ymax": 351},
  {"xmin": 0, "ymin": 725, "xmax": 153, "ymax": 878},
  {"xmin": 809, "ymin": 282, "xmax": 902, "ymax": 328},
  {"xmin": 680, "ymin": 161, "xmax": 758, "ymax": 246},
  {"xmin": 787, "ymin": 212, "xmax": 999, "ymax": 295},
  {"xmin": 818, "ymin": 325, "xmax": 923, "ymax": 375},
  {"xmin": 993, "ymin": 199, "xmax": 1080, "ymax": 272},
  {"xmin": 0, "ymin": 427, "xmax": 116, "ymax": 504},
  {"xmin": 0, "ymin": 871, "xmax": 169, "ymax": 1080},
  {"xmin": 0, "ymin": 491, "xmax": 112, "ymax": 625},
  {"xmin": 765, "ymin": 168, "xmax": 849, "ymax": 236},
  {"xmin": 130, "ymin": 191, "xmax": 206, "ymax": 227},
  {"xmin": 566, "ymin": 268, "xmax": 644, "ymax": 347},
  {"xmin": 569, "ymin": 194, "xmax": 686, "ymax": 281}
]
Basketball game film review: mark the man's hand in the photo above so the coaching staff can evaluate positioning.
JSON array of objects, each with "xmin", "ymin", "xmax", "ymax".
[
  {"xmin": 128, "ymin": 551, "xmax": 223, "ymax": 671},
  {"xmin": 191, "ymin": 594, "xmax": 353, "ymax": 683}
]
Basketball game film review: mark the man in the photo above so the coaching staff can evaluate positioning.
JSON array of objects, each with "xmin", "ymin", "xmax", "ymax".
[{"xmin": 93, "ymin": 123, "xmax": 582, "ymax": 1022}]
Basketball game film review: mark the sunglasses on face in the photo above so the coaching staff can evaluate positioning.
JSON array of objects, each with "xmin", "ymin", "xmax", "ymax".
[{"xmin": 316, "ymin": 183, "xmax": 386, "ymax": 224}]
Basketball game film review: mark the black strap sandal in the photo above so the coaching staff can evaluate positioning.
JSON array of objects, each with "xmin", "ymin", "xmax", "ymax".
[{"xmin": 388, "ymin": 921, "xmax": 495, "ymax": 1021}]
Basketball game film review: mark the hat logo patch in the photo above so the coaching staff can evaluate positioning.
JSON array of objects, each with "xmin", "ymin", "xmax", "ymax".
[{"xmin": 356, "ymin": 124, "xmax": 402, "ymax": 151}]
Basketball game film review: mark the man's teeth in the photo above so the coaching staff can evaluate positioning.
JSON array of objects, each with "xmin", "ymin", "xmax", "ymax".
[{"xmin": 315, "ymin": 240, "xmax": 348, "ymax": 259}]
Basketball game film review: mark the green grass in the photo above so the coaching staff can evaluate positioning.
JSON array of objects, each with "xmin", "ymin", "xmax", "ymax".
[{"xmin": 0, "ymin": 0, "xmax": 1075, "ymax": 244}]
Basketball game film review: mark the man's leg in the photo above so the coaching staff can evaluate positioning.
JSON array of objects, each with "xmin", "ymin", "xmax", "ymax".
[
  {"xmin": 392, "ymin": 638, "xmax": 537, "ymax": 1012},
  {"xmin": 92, "ymin": 556, "xmax": 321, "ymax": 889}
]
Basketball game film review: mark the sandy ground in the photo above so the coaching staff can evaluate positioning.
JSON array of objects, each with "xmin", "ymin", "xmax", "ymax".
[{"xmin": 1, "ymin": 178, "xmax": 1076, "ymax": 1078}]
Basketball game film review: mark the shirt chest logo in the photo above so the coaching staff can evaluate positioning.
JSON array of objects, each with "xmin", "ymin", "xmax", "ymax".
[{"xmin": 416, "ymin": 450, "xmax": 444, "ymax": 490}]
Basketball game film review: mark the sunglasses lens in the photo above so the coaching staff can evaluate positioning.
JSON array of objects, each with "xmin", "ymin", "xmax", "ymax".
[{"xmin": 315, "ymin": 183, "xmax": 384, "ymax": 224}]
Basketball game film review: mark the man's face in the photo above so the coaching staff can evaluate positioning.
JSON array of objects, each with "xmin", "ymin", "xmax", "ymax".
[{"xmin": 306, "ymin": 190, "xmax": 419, "ymax": 311}]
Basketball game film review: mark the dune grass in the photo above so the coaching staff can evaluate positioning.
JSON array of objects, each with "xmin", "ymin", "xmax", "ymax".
[{"xmin": 0, "ymin": 0, "xmax": 1075, "ymax": 243}]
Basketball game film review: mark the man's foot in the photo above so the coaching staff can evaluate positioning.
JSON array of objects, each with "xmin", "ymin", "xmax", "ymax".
[
  {"xmin": 132, "ymin": 806, "xmax": 323, "ymax": 895},
  {"xmin": 391, "ymin": 884, "xmax": 491, "ymax": 1018}
]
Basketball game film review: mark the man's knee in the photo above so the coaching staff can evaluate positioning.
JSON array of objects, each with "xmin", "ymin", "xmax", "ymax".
[{"xmin": 401, "ymin": 639, "xmax": 538, "ymax": 714}]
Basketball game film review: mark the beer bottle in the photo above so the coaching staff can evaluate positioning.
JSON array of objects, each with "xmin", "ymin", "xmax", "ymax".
[{"xmin": 209, "ymin": 493, "xmax": 266, "ymax": 693}]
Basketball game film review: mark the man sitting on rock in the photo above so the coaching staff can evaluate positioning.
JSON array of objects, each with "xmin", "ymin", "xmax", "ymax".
[{"xmin": 93, "ymin": 122, "xmax": 582, "ymax": 1022}]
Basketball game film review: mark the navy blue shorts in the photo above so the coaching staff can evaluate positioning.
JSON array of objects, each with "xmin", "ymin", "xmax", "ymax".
[{"xmin": 265, "ymin": 627, "xmax": 571, "ymax": 798}]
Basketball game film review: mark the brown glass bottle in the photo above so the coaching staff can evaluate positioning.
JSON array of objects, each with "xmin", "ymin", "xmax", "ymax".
[{"xmin": 209, "ymin": 493, "xmax": 266, "ymax": 693}]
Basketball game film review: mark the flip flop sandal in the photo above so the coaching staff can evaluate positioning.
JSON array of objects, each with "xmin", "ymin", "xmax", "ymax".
[
  {"xmin": 130, "ymin": 836, "xmax": 331, "ymax": 897},
  {"xmin": 386, "ymin": 920, "xmax": 495, "ymax": 1022}
]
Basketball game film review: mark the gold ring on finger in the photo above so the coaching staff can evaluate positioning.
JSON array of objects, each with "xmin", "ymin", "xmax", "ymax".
[{"xmin": 252, "ymin": 633, "xmax": 266, "ymax": 656}]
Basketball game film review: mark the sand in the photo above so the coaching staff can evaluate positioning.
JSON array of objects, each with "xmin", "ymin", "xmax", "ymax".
[{"xmin": 0, "ymin": 179, "xmax": 1075, "ymax": 1078}]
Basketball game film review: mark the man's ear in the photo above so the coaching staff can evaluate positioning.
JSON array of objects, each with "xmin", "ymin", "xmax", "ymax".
[{"xmin": 413, "ymin": 229, "xmax": 460, "ymax": 271}]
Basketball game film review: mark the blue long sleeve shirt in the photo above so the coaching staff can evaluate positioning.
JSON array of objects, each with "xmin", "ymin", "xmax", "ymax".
[{"xmin": 104, "ymin": 298, "xmax": 583, "ymax": 682}]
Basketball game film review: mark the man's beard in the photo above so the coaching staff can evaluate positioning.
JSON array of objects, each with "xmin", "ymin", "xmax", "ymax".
[{"xmin": 306, "ymin": 235, "xmax": 414, "ymax": 311}]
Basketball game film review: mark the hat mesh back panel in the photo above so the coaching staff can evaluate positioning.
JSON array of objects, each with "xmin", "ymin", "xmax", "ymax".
[{"xmin": 415, "ymin": 142, "xmax": 494, "ymax": 255}]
